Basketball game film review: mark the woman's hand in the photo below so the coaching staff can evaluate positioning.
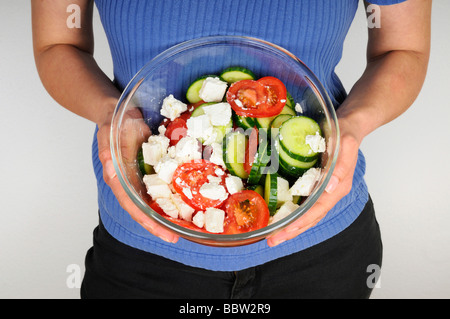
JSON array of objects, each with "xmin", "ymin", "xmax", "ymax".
[
  {"xmin": 266, "ymin": 117, "xmax": 361, "ymax": 247},
  {"xmin": 96, "ymin": 107, "xmax": 179, "ymax": 244}
]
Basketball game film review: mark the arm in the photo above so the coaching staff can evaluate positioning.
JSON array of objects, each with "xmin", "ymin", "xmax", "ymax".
[
  {"xmin": 267, "ymin": 0, "xmax": 431, "ymax": 247},
  {"xmin": 32, "ymin": 0, "xmax": 179, "ymax": 243}
]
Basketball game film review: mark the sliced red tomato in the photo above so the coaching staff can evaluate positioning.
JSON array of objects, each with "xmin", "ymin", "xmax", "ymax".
[
  {"xmin": 226, "ymin": 76, "xmax": 287, "ymax": 118},
  {"xmin": 243, "ymin": 127, "xmax": 259, "ymax": 174},
  {"xmin": 172, "ymin": 160, "xmax": 227, "ymax": 210},
  {"xmin": 165, "ymin": 117, "xmax": 188, "ymax": 146},
  {"xmin": 223, "ymin": 190, "xmax": 270, "ymax": 234}
]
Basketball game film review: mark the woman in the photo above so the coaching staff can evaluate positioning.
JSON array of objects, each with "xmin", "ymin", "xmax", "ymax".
[{"xmin": 32, "ymin": 0, "xmax": 431, "ymax": 298}]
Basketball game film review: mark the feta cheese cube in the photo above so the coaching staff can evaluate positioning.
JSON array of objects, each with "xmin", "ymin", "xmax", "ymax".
[
  {"xmin": 209, "ymin": 142, "xmax": 225, "ymax": 168},
  {"xmin": 182, "ymin": 187, "xmax": 193, "ymax": 200},
  {"xmin": 305, "ymin": 132, "xmax": 326, "ymax": 153},
  {"xmin": 160, "ymin": 94, "xmax": 188, "ymax": 121},
  {"xmin": 154, "ymin": 156, "xmax": 179, "ymax": 184},
  {"xmin": 155, "ymin": 197, "xmax": 179, "ymax": 219},
  {"xmin": 198, "ymin": 77, "xmax": 228, "ymax": 103},
  {"xmin": 202, "ymin": 102, "xmax": 232, "ymax": 126},
  {"xmin": 192, "ymin": 211, "xmax": 205, "ymax": 229},
  {"xmin": 204, "ymin": 207, "xmax": 225, "ymax": 233},
  {"xmin": 225, "ymin": 175, "xmax": 244, "ymax": 195},
  {"xmin": 277, "ymin": 176, "xmax": 293, "ymax": 203},
  {"xmin": 186, "ymin": 114, "xmax": 214, "ymax": 140},
  {"xmin": 175, "ymin": 136, "xmax": 202, "ymax": 163},
  {"xmin": 143, "ymin": 174, "xmax": 173, "ymax": 199},
  {"xmin": 142, "ymin": 135, "xmax": 170, "ymax": 166},
  {"xmin": 269, "ymin": 201, "xmax": 300, "ymax": 225},
  {"xmin": 289, "ymin": 168, "xmax": 322, "ymax": 196},
  {"xmin": 199, "ymin": 182, "xmax": 228, "ymax": 201},
  {"xmin": 171, "ymin": 193, "xmax": 195, "ymax": 221}
]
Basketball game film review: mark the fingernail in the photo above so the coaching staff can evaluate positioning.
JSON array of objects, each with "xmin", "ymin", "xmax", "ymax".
[
  {"xmin": 105, "ymin": 160, "xmax": 117, "ymax": 179},
  {"xmin": 268, "ymin": 238, "xmax": 286, "ymax": 247},
  {"xmin": 325, "ymin": 175, "xmax": 339, "ymax": 193},
  {"xmin": 158, "ymin": 235, "xmax": 177, "ymax": 244}
]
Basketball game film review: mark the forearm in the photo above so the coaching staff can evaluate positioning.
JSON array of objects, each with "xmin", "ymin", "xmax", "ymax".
[
  {"xmin": 337, "ymin": 49, "xmax": 429, "ymax": 143},
  {"xmin": 35, "ymin": 44, "xmax": 120, "ymax": 126}
]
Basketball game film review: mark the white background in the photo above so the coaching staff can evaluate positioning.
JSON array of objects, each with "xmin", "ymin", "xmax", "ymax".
[{"xmin": 0, "ymin": 1, "xmax": 449, "ymax": 299}]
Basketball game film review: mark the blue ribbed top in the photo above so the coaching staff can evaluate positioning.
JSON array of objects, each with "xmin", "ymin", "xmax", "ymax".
[{"xmin": 92, "ymin": 0, "xmax": 404, "ymax": 271}]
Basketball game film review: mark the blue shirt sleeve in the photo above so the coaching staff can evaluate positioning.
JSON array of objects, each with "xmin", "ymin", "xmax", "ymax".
[{"xmin": 365, "ymin": 0, "xmax": 407, "ymax": 5}]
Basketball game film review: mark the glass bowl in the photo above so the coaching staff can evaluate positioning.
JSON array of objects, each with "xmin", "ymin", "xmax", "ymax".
[{"xmin": 110, "ymin": 36, "xmax": 339, "ymax": 247}]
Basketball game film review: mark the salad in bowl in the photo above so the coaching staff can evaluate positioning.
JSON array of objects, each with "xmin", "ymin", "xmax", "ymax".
[{"xmin": 111, "ymin": 36, "xmax": 339, "ymax": 246}]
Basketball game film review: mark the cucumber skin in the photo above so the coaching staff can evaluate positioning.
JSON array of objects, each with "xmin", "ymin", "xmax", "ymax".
[
  {"xmin": 223, "ymin": 132, "xmax": 249, "ymax": 179},
  {"xmin": 186, "ymin": 74, "xmax": 217, "ymax": 104},
  {"xmin": 220, "ymin": 67, "xmax": 256, "ymax": 83},
  {"xmin": 264, "ymin": 172, "xmax": 278, "ymax": 215},
  {"xmin": 278, "ymin": 116, "xmax": 322, "ymax": 162}
]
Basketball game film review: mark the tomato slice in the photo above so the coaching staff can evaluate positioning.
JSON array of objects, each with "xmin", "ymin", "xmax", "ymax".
[
  {"xmin": 223, "ymin": 190, "xmax": 270, "ymax": 234},
  {"xmin": 226, "ymin": 76, "xmax": 287, "ymax": 118},
  {"xmin": 172, "ymin": 160, "xmax": 228, "ymax": 210}
]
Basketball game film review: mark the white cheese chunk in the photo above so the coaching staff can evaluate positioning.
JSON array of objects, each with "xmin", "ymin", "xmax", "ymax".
[
  {"xmin": 155, "ymin": 193, "xmax": 195, "ymax": 222},
  {"xmin": 142, "ymin": 135, "xmax": 170, "ymax": 166},
  {"xmin": 204, "ymin": 208, "xmax": 225, "ymax": 233},
  {"xmin": 225, "ymin": 175, "xmax": 244, "ymax": 195},
  {"xmin": 192, "ymin": 211, "xmax": 205, "ymax": 229},
  {"xmin": 277, "ymin": 176, "xmax": 293, "ymax": 203},
  {"xmin": 175, "ymin": 136, "xmax": 202, "ymax": 164},
  {"xmin": 182, "ymin": 187, "xmax": 193, "ymax": 200},
  {"xmin": 155, "ymin": 197, "xmax": 179, "ymax": 219},
  {"xmin": 186, "ymin": 114, "xmax": 214, "ymax": 141},
  {"xmin": 199, "ymin": 182, "xmax": 228, "ymax": 201},
  {"xmin": 289, "ymin": 168, "xmax": 322, "ymax": 196},
  {"xmin": 305, "ymin": 131, "xmax": 326, "ymax": 153},
  {"xmin": 269, "ymin": 201, "xmax": 300, "ymax": 225},
  {"xmin": 209, "ymin": 142, "xmax": 226, "ymax": 168},
  {"xmin": 143, "ymin": 174, "xmax": 173, "ymax": 199},
  {"xmin": 294, "ymin": 103, "xmax": 303, "ymax": 114},
  {"xmin": 157, "ymin": 124, "xmax": 167, "ymax": 136},
  {"xmin": 171, "ymin": 193, "xmax": 195, "ymax": 222},
  {"xmin": 198, "ymin": 77, "xmax": 228, "ymax": 103},
  {"xmin": 154, "ymin": 156, "xmax": 179, "ymax": 184},
  {"xmin": 202, "ymin": 102, "xmax": 232, "ymax": 126},
  {"xmin": 160, "ymin": 94, "xmax": 188, "ymax": 121}
]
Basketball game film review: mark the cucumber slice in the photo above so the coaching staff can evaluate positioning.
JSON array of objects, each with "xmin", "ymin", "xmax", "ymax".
[
  {"xmin": 233, "ymin": 113, "xmax": 256, "ymax": 130},
  {"xmin": 264, "ymin": 172, "xmax": 278, "ymax": 215},
  {"xmin": 246, "ymin": 184, "xmax": 264, "ymax": 197},
  {"xmin": 190, "ymin": 102, "xmax": 215, "ymax": 117},
  {"xmin": 223, "ymin": 131, "xmax": 249, "ymax": 179},
  {"xmin": 279, "ymin": 116, "xmax": 322, "ymax": 162},
  {"xmin": 276, "ymin": 138, "xmax": 318, "ymax": 170},
  {"xmin": 271, "ymin": 114, "xmax": 293, "ymax": 129},
  {"xmin": 255, "ymin": 105, "xmax": 296, "ymax": 129},
  {"xmin": 186, "ymin": 75, "xmax": 217, "ymax": 104},
  {"xmin": 191, "ymin": 103, "xmax": 233, "ymax": 143},
  {"xmin": 269, "ymin": 114, "xmax": 293, "ymax": 139},
  {"xmin": 220, "ymin": 67, "xmax": 255, "ymax": 83},
  {"xmin": 247, "ymin": 129, "xmax": 270, "ymax": 185},
  {"xmin": 137, "ymin": 147, "xmax": 153, "ymax": 176},
  {"xmin": 292, "ymin": 195, "xmax": 302, "ymax": 205},
  {"xmin": 285, "ymin": 91, "xmax": 295, "ymax": 109}
]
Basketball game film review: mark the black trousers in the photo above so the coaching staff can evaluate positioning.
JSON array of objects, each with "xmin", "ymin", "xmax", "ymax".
[{"xmin": 81, "ymin": 197, "xmax": 382, "ymax": 299}]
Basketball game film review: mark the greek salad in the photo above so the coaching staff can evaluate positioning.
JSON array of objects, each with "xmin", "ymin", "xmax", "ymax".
[{"xmin": 138, "ymin": 67, "xmax": 326, "ymax": 235}]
